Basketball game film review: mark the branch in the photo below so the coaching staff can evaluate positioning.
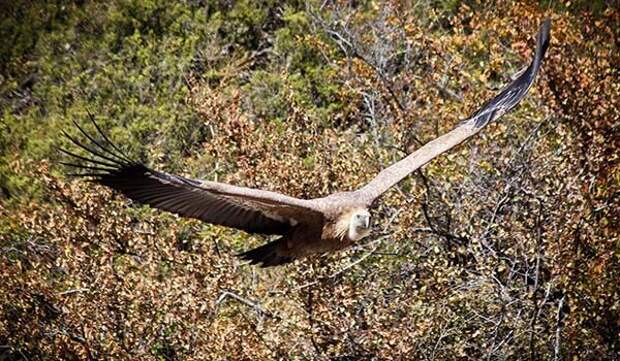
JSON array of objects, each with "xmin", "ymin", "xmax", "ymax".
[
  {"xmin": 57, "ymin": 288, "xmax": 90, "ymax": 296},
  {"xmin": 296, "ymin": 236, "xmax": 385, "ymax": 290},
  {"xmin": 215, "ymin": 290, "xmax": 274, "ymax": 319},
  {"xmin": 553, "ymin": 296, "xmax": 565, "ymax": 361}
]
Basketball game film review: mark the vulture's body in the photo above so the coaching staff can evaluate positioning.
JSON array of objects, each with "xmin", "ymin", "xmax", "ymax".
[{"xmin": 61, "ymin": 20, "xmax": 551, "ymax": 267}]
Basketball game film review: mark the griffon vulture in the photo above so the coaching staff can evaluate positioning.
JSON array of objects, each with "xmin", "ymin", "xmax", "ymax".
[{"xmin": 61, "ymin": 19, "xmax": 551, "ymax": 267}]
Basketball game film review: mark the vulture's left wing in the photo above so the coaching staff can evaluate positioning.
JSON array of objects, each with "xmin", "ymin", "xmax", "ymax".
[
  {"xmin": 60, "ymin": 116, "xmax": 322, "ymax": 235},
  {"xmin": 355, "ymin": 18, "xmax": 551, "ymax": 204}
]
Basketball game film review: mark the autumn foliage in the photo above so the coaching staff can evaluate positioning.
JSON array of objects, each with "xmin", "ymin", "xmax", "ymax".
[{"xmin": 1, "ymin": 1, "xmax": 618, "ymax": 360}]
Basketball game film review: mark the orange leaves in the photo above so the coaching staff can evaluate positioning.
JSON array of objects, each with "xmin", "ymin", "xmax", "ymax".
[{"xmin": 1, "ymin": 1, "xmax": 619, "ymax": 359}]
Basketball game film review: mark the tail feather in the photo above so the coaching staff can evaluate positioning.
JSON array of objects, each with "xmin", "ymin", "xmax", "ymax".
[{"xmin": 237, "ymin": 239, "xmax": 294, "ymax": 267}]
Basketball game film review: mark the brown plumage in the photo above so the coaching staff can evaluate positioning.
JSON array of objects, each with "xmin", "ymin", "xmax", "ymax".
[{"xmin": 61, "ymin": 19, "xmax": 551, "ymax": 267}]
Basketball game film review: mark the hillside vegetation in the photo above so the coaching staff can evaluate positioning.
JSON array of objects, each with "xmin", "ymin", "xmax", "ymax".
[{"xmin": 1, "ymin": 0, "xmax": 618, "ymax": 359}]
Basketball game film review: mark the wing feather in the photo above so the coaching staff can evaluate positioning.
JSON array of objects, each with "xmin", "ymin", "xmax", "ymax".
[
  {"xmin": 355, "ymin": 19, "xmax": 551, "ymax": 204},
  {"xmin": 60, "ymin": 117, "xmax": 322, "ymax": 235}
]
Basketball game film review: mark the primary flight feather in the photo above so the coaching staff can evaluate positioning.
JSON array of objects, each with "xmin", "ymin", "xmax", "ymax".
[{"xmin": 62, "ymin": 19, "xmax": 551, "ymax": 267}]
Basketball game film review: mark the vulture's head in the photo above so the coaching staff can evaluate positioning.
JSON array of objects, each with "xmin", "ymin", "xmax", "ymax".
[{"xmin": 348, "ymin": 209, "xmax": 371, "ymax": 241}]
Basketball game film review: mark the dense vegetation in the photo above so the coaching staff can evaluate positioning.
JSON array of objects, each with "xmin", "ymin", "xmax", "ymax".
[{"xmin": 1, "ymin": 0, "xmax": 618, "ymax": 359}]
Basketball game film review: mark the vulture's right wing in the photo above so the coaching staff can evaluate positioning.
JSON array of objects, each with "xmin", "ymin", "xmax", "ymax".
[{"xmin": 60, "ymin": 116, "xmax": 322, "ymax": 235}]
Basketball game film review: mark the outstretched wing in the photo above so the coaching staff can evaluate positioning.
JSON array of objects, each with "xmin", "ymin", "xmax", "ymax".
[
  {"xmin": 60, "ymin": 115, "xmax": 322, "ymax": 235},
  {"xmin": 355, "ymin": 18, "xmax": 551, "ymax": 204}
]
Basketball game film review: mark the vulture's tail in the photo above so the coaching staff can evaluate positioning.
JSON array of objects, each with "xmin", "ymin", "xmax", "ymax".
[{"xmin": 237, "ymin": 239, "xmax": 293, "ymax": 267}]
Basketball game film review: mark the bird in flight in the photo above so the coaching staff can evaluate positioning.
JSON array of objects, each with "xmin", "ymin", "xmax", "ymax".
[{"xmin": 61, "ymin": 19, "xmax": 551, "ymax": 267}]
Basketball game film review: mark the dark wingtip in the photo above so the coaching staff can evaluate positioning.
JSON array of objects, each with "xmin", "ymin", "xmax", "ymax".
[
  {"xmin": 540, "ymin": 18, "xmax": 551, "ymax": 40},
  {"xmin": 59, "ymin": 113, "xmax": 141, "ymax": 181},
  {"xmin": 470, "ymin": 18, "xmax": 552, "ymax": 129},
  {"xmin": 536, "ymin": 18, "xmax": 552, "ymax": 62}
]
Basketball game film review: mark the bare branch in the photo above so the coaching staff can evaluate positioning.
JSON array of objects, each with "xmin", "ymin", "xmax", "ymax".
[
  {"xmin": 553, "ymin": 296, "xmax": 566, "ymax": 361},
  {"xmin": 57, "ymin": 288, "xmax": 90, "ymax": 296}
]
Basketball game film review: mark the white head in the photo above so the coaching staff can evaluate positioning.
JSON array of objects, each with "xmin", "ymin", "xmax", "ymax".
[{"xmin": 348, "ymin": 209, "xmax": 371, "ymax": 241}]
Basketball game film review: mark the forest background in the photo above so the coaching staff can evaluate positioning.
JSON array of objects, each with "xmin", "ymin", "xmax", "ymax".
[{"xmin": 1, "ymin": 0, "xmax": 618, "ymax": 359}]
